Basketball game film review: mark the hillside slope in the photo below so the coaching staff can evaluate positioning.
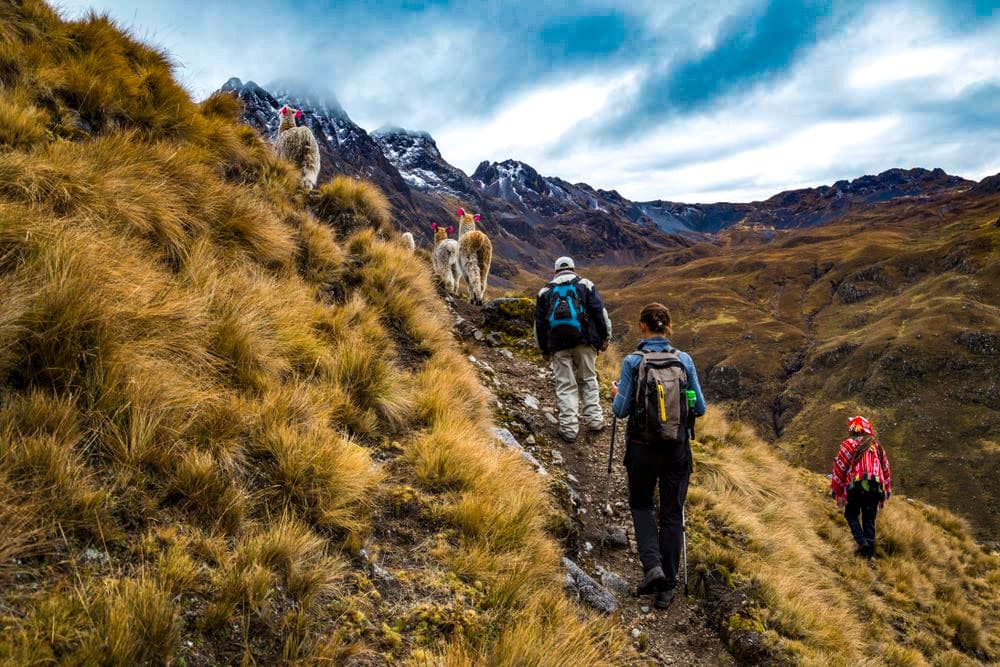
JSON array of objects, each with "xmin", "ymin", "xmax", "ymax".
[
  {"xmin": 456, "ymin": 297, "xmax": 1000, "ymax": 666},
  {"xmin": 0, "ymin": 4, "xmax": 622, "ymax": 663},
  {"xmin": 589, "ymin": 186, "xmax": 1000, "ymax": 539}
]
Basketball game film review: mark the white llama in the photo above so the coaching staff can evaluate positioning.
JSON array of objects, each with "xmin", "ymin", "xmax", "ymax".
[
  {"xmin": 400, "ymin": 231, "xmax": 416, "ymax": 253},
  {"xmin": 274, "ymin": 105, "xmax": 321, "ymax": 189},
  {"xmin": 430, "ymin": 223, "xmax": 461, "ymax": 295}
]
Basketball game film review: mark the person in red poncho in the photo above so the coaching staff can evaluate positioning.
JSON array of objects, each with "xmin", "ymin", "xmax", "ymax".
[{"xmin": 830, "ymin": 416, "xmax": 892, "ymax": 559}]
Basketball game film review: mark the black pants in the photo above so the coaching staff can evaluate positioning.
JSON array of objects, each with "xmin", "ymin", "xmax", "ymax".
[
  {"xmin": 626, "ymin": 449, "xmax": 690, "ymax": 589},
  {"xmin": 844, "ymin": 485, "xmax": 881, "ymax": 550}
]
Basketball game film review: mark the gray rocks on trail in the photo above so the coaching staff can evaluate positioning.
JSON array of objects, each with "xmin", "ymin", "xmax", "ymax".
[
  {"xmin": 492, "ymin": 427, "xmax": 547, "ymax": 476},
  {"xmin": 563, "ymin": 557, "xmax": 619, "ymax": 614},
  {"xmin": 523, "ymin": 394, "xmax": 540, "ymax": 410},
  {"xmin": 596, "ymin": 565, "xmax": 632, "ymax": 598},
  {"xmin": 603, "ymin": 526, "xmax": 629, "ymax": 549}
]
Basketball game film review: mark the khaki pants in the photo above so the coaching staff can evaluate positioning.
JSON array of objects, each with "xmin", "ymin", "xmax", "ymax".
[{"xmin": 551, "ymin": 345, "xmax": 603, "ymax": 440}]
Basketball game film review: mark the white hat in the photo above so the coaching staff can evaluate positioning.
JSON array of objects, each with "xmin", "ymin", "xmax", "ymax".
[{"xmin": 554, "ymin": 256, "xmax": 575, "ymax": 271}]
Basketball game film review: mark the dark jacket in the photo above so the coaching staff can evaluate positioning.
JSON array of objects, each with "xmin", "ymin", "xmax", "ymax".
[{"xmin": 533, "ymin": 271, "xmax": 612, "ymax": 355}]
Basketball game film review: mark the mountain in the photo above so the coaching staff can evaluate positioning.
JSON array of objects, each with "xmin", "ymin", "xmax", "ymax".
[
  {"xmin": 222, "ymin": 79, "xmax": 685, "ymax": 277},
  {"xmin": 219, "ymin": 79, "xmax": 979, "ymax": 281},
  {"xmin": 636, "ymin": 168, "xmax": 974, "ymax": 234},
  {"xmin": 590, "ymin": 180, "xmax": 1000, "ymax": 539}
]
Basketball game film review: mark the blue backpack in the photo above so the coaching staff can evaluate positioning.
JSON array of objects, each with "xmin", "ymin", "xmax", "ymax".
[{"xmin": 547, "ymin": 278, "xmax": 585, "ymax": 349}]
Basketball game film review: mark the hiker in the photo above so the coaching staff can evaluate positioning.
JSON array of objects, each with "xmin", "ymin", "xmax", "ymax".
[
  {"xmin": 830, "ymin": 416, "xmax": 892, "ymax": 559},
  {"xmin": 611, "ymin": 303, "xmax": 705, "ymax": 608},
  {"xmin": 534, "ymin": 256, "xmax": 612, "ymax": 443}
]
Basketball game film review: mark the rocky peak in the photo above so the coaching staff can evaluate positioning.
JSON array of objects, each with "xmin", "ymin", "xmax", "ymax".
[{"xmin": 372, "ymin": 126, "xmax": 476, "ymax": 197}]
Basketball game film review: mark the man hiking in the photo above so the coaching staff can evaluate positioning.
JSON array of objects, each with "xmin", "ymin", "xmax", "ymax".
[
  {"xmin": 611, "ymin": 303, "xmax": 705, "ymax": 608},
  {"xmin": 830, "ymin": 415, "xmax": 892, "ymax": 559},
  {"xmin": 534, "ymin": 256, "xmax": 612, "ymax": 443}
]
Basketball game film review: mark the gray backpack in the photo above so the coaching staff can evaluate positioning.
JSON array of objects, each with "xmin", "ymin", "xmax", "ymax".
[{"xmin": 633, "ymin": 348, "xmax": 690, "ymax": 450}]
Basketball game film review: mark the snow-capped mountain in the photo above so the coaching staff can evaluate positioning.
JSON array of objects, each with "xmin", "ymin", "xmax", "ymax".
[
  {"xmin": 217, "ymin": 78, "xmax": 978, "ymax": 277},
  {"xmin": 372, "ymin": 127, "xmax": 477, "ymax": 199}
]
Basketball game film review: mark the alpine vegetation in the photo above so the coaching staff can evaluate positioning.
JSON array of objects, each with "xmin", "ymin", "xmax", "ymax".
[
  {"xmin": 0, "ymin": 3, "xmax": 623, "ymax": 663},
  {"xmin": 274, "ymin": 104, "xmax": 321, "ymax": 189}
]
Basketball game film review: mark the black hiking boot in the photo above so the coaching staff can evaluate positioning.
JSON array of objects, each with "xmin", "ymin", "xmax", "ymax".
[
  {"xmin": 654, "ymin": 587, "xmax": 676, "ymax": 609},
  {"xmin": 636, "ymin": 566, "xmax": 667, "ymax": 595}
]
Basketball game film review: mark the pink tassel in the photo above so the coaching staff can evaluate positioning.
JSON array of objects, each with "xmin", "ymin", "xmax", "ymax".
[
  {"xmin": 474, "ymin": 214, "xmax": 481, "ymax": 222},
  {"xmin": 431, "ymin": 223, "xmax": 438, "ymax": 230},
  {"xmin": 457, "ymin": 208, "xmax": 465, "ymax": 217},
  {"xmin": 447, "ymin": 226, "xmax": 454, "ymax": 234},
  {"xmin": 295, "ymin": 109, "xmax": 303, "ymax": 120}
]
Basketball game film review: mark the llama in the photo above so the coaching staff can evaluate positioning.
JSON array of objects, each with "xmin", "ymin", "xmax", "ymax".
[
  {"xmin": 401, "ymin": 231, "xmax": 416, "ymax": 253},
  {"xmin": 430, "ymin": 223, "xmax": 461, "ymax": 295},
  {"xmin": 456, "ymin": 208, "xmax": 492, "ymax": 306},
  {"xmin": 274, "ymin": 105, "xmax": 321, "ymax": 189}
]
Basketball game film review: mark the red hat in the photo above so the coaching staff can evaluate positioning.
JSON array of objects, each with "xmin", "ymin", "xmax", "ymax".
[{"xmin": 847, "ymin": 416, "xmax": 874, "ymax": 436}]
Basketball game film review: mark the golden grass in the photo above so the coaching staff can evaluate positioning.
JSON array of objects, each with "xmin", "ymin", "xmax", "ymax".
[
  {"xmin": 0, "ymin": 2, "xmax": 621, "ymax": 663},
  {"xmin": 690, "ymin": 407, "xmax": 1000, "ymax": 665},
  {"xmin": 314, "ymin": 175, "xmax": 393, "ymax": 238}
]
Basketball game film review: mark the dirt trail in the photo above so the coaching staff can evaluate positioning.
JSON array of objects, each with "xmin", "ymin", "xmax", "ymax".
[{"xmin": 448, "ymin": 297, "xmax": 732, "ymax": 666}]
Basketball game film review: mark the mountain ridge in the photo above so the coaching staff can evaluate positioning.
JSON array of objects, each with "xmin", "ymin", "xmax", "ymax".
[{"xmin": 219, "ymin": 78, "xmax": 991, "ymax": 273}]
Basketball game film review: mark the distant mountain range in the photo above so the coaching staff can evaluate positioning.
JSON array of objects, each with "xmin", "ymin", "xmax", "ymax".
[{"xmin": 219, "ymin": 78, "xmax": 985, "ymax": 277}]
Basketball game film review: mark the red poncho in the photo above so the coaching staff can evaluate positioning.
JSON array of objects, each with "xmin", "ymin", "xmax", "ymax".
[{"xmin": 830, "ymin": 435, "xmax": 893, "ymax": 506}]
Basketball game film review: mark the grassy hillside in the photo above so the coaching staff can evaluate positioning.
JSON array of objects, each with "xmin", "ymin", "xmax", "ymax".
[
  {"xmin": 0, "ymin": 3, "xmax": 621, "ymax": 663},
  {"xmin": 689, "ymin": 408, "xmax": 1000, "ymax": 666},
  {"xmin": 584, "ymin": 193, "xmax": 1000, "ymax": 538}
]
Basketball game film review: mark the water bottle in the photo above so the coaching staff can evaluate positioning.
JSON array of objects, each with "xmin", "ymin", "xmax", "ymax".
[{"xmin": 685, "ymin": 389, "xmax": 697, "ymax": 409}]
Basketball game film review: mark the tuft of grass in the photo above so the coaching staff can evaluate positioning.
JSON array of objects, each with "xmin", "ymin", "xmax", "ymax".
[{"xmin": 314, "ymin": 176, "xmax": 392, "ymax": 238}]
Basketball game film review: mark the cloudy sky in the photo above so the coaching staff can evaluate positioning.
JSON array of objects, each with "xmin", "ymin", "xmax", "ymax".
[{"xmin": 55, "ymin": 0, "xmax": 1000, "ymax": 203}]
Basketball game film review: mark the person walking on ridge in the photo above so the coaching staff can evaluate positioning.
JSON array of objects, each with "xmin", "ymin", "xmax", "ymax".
[
  {"xmin": 830, "ymin": 415, "xmax": 892, "ymax": 559},
  {"xmin": 534, "ymin": 256, "xmax": 612, "ymax": 443},
  {"xmin": 611, "ymin": 303, "xmax": 705, "ymax": 609}
]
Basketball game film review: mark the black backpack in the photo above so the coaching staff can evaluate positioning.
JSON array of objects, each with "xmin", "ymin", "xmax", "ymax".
[
  {"xmin": 546, "ymin": 278, "xmax": 586, "ymax": 350},
  {"xmin": 633, "ymin": 348, "xmax": 690, "ymax": 450}
]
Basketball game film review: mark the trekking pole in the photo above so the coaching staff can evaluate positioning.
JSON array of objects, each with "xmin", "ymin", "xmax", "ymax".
[
  {"xmin": 682, "ymin": 503, "xmax": 689, "ymax": 595},
  {"xmin": 599, "ymin": 415, "xmax": 618, "ymax": 556}
]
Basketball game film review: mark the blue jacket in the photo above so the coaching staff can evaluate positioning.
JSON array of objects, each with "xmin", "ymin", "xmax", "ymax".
[
  {"xmin": 534, "ymin": 271, "xmax": 612, "ymax": 354},
  {"xmin": 612, "ymin": 338, "xmax": 706, "ymax": 419}
]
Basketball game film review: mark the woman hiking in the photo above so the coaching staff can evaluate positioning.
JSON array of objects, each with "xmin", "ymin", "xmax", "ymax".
[
  {"xmin": 830, "ymin": 416, "xmax": 893, "ymax": 559},
  {"xmin": 611, "ymin": 303, "xmax": 705, "ymax": 608}
]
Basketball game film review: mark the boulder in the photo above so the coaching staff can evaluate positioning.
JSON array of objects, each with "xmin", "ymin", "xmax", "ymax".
[
  {"xmin": 483, "ymin": 297, "xmax": 535, "ymax": 337},
  {"xmin": 563, "ymin": 558, "xmax": 619, "ymax": 614},
  {"xmin": 602, "ymin": 526, "xmax": 629, "ymax": 549}
]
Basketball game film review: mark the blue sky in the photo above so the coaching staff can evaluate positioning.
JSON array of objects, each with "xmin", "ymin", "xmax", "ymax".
[{"xmin": 55, "ymin": 0, "xmax": 1000, "ymax": 202}]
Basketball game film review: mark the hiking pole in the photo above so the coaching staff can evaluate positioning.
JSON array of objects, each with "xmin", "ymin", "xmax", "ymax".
[
  {"xmin": 599, "ymin": 415, "xmax": 618, "ymax": 556},
  {"xmin": 682, "ymin": 503, "xmax": 689, "ymax": 595}
]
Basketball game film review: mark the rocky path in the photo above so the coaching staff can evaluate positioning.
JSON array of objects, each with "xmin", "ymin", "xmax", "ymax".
[{"xmin": 448, "ymin": 297, "xmax": 732, "ymax": 666}]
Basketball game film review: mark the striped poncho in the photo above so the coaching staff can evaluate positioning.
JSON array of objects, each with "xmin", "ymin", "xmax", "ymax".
[{"xmin": 830, "ymin": 435, "xmax": 893, "ymax": 506}]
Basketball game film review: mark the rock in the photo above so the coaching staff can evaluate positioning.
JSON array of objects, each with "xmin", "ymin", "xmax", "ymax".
[
  {"xmin": 545, "ymin": 413, "xmax": 559, "ymax": 426},
  {"xmin": 603, "ymin": 526, "xmax": 629, "ymax": 549},
  {"xmin": 567, "ymin": 473, "xmax": 579, "ymax": 484},
  {"xmin": 493, "ymin": 427, "xmax": 520, "ymax": 449},
  {"xmin": 563, "ymin": 558, "xmax": 618, "ymax": 614},
  {"xmin": 468, "ymin": 355, "xmax": 477, "ymax": 363},
  {"xmin": 493, "ymin": 427, "xmax": 548, "ymax": 476},
  {"xmin": 523, "ymin": 395, "xmax": 540, "ymax": 410},
  {"xmin": 525, "ymin": 435, "xmax": 536, "ymax": 445},
  {"xmin": 550, "ymin": 449, "xmax": 564, "ymax": 465},
  {"xmin": 500, "ymin": 349, "xmax": 514, "ymax": 360},
  {"xmin": 482, "ymin": 297, "xmax": 535, "ymax": 337},
  {"xmin": 631, "ymin": 628, "xmax": 641, "ymax": 639},
  {"xmin": 473, "ymin": 329, "xmax": 485, "ymax": 341},
  {"xmin": 485, "ymin": 331, "xmax": 504, "ymax": 347},
  {"xmin": 597, "ymin": 566, "xmax": 632, "ymax": 598},
  {"xmin": 641, "ymin": 605, "xmax": 650, "ymax": 613},
  {"xmin": 82, "ymin": 547, "xmax": 109, "ymax": 564},
  {"xmin": 584, "ymin": 541, "xmax": 593, "ymax": 553}
]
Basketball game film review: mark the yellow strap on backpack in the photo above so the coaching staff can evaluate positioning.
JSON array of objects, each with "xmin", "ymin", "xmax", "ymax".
[{"xmin": 657, "ymin": 383, "xmax": 667, "ymax": 422}]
